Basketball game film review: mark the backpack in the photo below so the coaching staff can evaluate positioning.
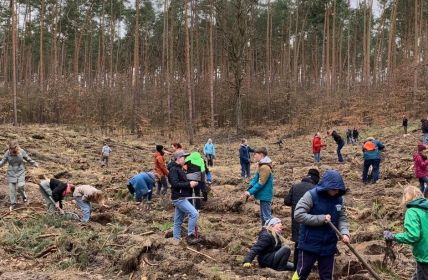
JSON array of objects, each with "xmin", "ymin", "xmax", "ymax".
[{"xmin": 363, "ymin": 141, "xmax": 377, "ymax": 152}]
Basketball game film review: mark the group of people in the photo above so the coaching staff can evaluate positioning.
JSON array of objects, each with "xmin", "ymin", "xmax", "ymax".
[
  {"xmin": 2, "ymin": 122, "xmax": 428, "ymax": 279},
  {"xmin": 241, "ymin": 161, "xmax": 351, "ymax": 279},
  {"xmin": 0, "ymin": 140, "xmax": 104, "ymax": 221},
  {"xmin": 346, "ymin": 128, "xmax": 359, "ymax": 145},
  {"xmin": 241, "ymin": 151, "xmax": 428, "ymax": 280}
]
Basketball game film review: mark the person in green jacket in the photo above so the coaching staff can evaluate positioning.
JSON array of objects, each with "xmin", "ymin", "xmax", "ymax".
[
  {"xmin": 244, "ymin": 147, "xmax": 274, "ymax": 226},
  {"xmin": 184, "ymin": 151, "xmax": 206, "ymax": 209},
  {"xmin": 384, "ymin": 186, "xmax": 428, "ymax": 280}
]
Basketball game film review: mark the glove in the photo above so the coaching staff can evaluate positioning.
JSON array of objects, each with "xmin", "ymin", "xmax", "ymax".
[
  {"xmin": 242, "ymin": 262, "xmax": 252, "ymax": 268},
  {"xmin": 383, "ymin": 230, "xmax": 395, "ymax": 241}
]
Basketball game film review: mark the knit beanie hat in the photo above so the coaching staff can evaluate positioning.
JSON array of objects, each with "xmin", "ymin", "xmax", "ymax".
[
  {"xmin": 307, "ymin": 169, "xmax": 320, "ymax": 184},
  {"xmin": 156, "ymin": 145, "xmax": 164, "ymax": 152},
  {"xmin": 264, "ymin": 217, "xmax": 281, "ymax": 227}
]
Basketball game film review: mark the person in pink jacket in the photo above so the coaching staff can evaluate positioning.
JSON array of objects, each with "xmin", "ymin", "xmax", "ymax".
[{"xmin": 414, "ymin": 144, "xmax": 428, "ymax": 196}]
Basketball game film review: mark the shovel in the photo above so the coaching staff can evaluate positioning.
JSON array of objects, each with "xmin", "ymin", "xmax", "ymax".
[{"xmin": 328, "ymin": 221, "xmax": 382, "ymax": 280}]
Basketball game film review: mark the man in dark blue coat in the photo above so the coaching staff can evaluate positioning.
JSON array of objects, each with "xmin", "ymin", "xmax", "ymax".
[
  {"xmin": 293, "ymin": 169, "xmax": 350, "ymax": 280},
  {"xmin": 284, "ymin": 168, "xmax": 320, "ymax": 270},
  {"xmin": 239, "ymin": 139, "xmax": 255, "ymax": 178}
]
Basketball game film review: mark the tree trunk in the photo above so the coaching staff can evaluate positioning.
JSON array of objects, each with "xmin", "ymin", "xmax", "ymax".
[
  {"xmin": 386, "ymin": 0, "xmax": 397, "ymax": 77},
  {"xmin": 39, "ymin": 0, "xmax": 44, "ymax": 123},
  {"xmin": 209, "ymin": 0, "xmax": 215, "ymax": 128},
  {"xmin": 184, "ymin": 0, "xmax": 194, "ymax": 144},
  {"xmin": 413, "ymin": 0, "xmax": 420, "ymax": 93},
  {"xmin": 11, "ymin": 0, "xmax": 18, "ymax": 126},
  {"xmin": 131, "ymin": 0, "xmax": 140, "ymax": 133}
]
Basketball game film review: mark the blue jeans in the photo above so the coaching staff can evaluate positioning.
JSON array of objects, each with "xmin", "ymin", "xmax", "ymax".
[
  {"xmin": 75, "ymin": 197, "xmax": 91, "ymax": 222},
  {"xmin": 314, "ymin": 153, "xmax": 320, "ymax": 163},
  {"xmin": 240, "ymin": 161, "xmax": 251, "ymax": 178},
  {"xmin": 136, "ymin": 189, "xmax": 152, "ymax": 202},
  {"xmin": 424, "ymin": 133, "xmax": 428, "ymax": 145},
  {"xmin": 260, "ymin": 200, "xmax": 272, "ymax": 226},
  {"xmin": 337, "ymin": 142, "xmax": 344, "ymax": 162},
  {"xmin": 363, "ymin": 158, "xmax": 381, "ymax": 183},
  {"xmin": 172, "ymin": 198, "xmax": 199, "ymax": 240}
]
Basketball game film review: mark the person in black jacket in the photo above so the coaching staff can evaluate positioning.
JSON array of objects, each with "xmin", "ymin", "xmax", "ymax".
[
  {"xmin": 330, "ymin": 130, "xmax": 345, "ymax": 162},
  {"xmin": 402, "ymin": 115, "xmax": 408, "ymax": 134},
  {"xmin": 168, "ymin": 151, "xmax": 200, "ymax": 244},
  {"xmin": 242, "ymin": 217, "xmax": 293, "ymax": 271},
  {"xmin": 422, "ymin": 118, "xmax": 428, "ymax": 144},
  {"xmin": 39, "ymin": 178, "xmax": 74, "ymax": 214},
  {"xmin": 352, "ymin": 128, "xmax": 359, "ymax": 144},
  {"xmin": 284, "ymin": 169, "xmax": 320, "ymax": 270}
]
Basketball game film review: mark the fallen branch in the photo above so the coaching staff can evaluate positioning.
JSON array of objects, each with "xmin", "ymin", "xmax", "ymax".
[
  {"xmin": 141, "ymin": 231, "xmax": 154, "ymax": 236},
  {"xmin": 186, "ymin": 246, "xmax": 217, "ymax": 262},
  {"xmin": 35, "ymin": 245, "xmax": 57, "ymax": 258},
  {"xmin": 142, "ymin": 256, "xmax": 159, "ymax": 266},
  {"xmin": 0, "ymin": 211, "xmax": 11, "ymax": 218},
  {"xmin": 36, "ymin": 233, "xmax": 60, "ymax": 239},
  {"xmin": 100, "ymin": 228, "xmax": 115, "ymax": 250}
]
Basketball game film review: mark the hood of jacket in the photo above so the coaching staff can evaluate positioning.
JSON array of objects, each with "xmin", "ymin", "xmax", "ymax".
[
  {"xmin": 315, "ymin": 169, "xmax": 346, "ymax": 195},
  {"xmin": 259, "ymin": 156, "xmax": 272, "ymax": 164},
  {"xmin": 168, "ymin": 161, "xmax": 180, "ymax": 171},
  {"xmin": 185, "ymin": 152, "xmax": 206, "ymax": 172},
  {"xmin": 407, "ymin": 198, "xmax": 428, "ymax": 210},
  {"xmin": 259, "ymin": 156, "xmax": 272, "ymax": 168},
  {"xmin": 413, "ymin": 152, "xmax": 426, "ymax": 161}
]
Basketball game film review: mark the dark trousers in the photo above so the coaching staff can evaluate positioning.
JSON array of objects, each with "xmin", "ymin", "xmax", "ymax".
[
  {"xmin": 157, "ymin": 176, "xmax": 168, "ymax": 195},
  {"xmin": 271, "ymin": 246, "xmax": 291, "ymax": 271},
  {"xmin": 206, "ymin": 154, "xmax": 214, "ymax": 167},
  {"xmin": 101, "ymin": 155, "xmax": 109, "ymax": 166},
  {"xmin": 363, "ymin": 159, "xmax": 381, "ymax": 183},
  {"xmin": 142, "ymin": 191, "xmax": 152, "ymax": 202},
  {"xmin": 293, "ymin": 243, "xmax": 299, "ymax": 271},
  {"xmin": 240, "ymin": 161, "xmax": 251, "ymax": 178},
  {"xmin": 418, "ymin": 177, "xmax": 428, "ymax": 196},
  {"xmin": 412, "ymin": 262, "xmax": 428, "ymax": 280},
  {"xmin": 404, "ymin": 126, "xmax": 408, "ymax": 134},
  {"xmin": 296, "ymin": 250, "xmax": 335, "ymax": 280},
  {"xmin": 337, "ymin": 142, "xmax": 344, "ymax": 162}
]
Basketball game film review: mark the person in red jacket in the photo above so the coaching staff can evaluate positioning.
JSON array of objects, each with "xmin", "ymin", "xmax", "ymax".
[
  {"xmin": 312, "ymin": 132, "xmax": 326, "ymax": 163},
  {"xmin": 154, "ymin": 145, "xmax": 169, "ymax": 195},
  {"xmin": 414, "ymin": 144, "xmax": 428, "ymax": 196}
]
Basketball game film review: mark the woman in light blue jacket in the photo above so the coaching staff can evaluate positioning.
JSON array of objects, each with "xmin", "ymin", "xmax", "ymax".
[{"xmin": 203, "ymin": 139, "xmax": 216, "ymax": 167}]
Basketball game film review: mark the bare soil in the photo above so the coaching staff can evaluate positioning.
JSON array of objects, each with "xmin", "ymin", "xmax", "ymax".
[{"xmin": 0, "ymin": 123, "xmax": 421, "ymax": 279}]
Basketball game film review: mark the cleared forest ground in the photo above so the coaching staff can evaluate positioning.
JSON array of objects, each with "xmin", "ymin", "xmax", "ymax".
[{"xmin": 0, "ymin": 123, "xmax": 423, "ymax": 279}]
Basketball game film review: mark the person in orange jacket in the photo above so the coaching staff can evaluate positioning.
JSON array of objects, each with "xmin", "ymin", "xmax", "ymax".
[
  {"xmin": 312, "ymin": 132, "xmax": 326, "ymax": 163},
  {"xmin": 154, "ymin": 145, "xmax": 169, "ymax": 195}
]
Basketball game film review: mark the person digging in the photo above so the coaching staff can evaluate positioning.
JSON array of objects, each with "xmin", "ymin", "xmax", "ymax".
[
  {"xmin": 292, "ymin": 169, "xmax": 350, "ymax": 280},
  {"xmin": 39, "ymin": 178, "xmax": 74, "ymax": 215}
]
